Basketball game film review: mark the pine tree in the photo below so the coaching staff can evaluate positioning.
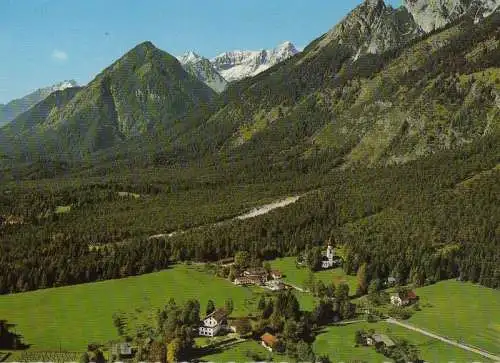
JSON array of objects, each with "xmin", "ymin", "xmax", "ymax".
[
  {"xmin": 224, "ymin": 298, "xmax": 234, "ymax": 314},
  {"xmin": 206, "ymin": 300, "xmax": 215, "ymax": 316}
]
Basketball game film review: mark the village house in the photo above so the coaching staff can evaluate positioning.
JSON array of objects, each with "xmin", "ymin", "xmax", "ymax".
[
  {"xmin": 261, "ymin": 333, "xmax": 279, "ymax": 352},
  {"xmin": 111, "ymin": 342, "xmax": 134, "ymax": 360},
  {"xmin": 234, "ymin": 267, "xmax": 268, "ymax": 285},
  {"xmin": 234, "ymin": 275, "xmax": 266, "ymax": 286},
  {"xmin": 198, "ymin": 309, "xmax": 228, "ymax": 337},
  {"xmin": 271, "ymin": 270, "xmax": 283, "ymax": 280},
  {"xmin": 243, "ymin": 267, "xmax": 268, "ymax": 277},
  {"xmin": 385, "ymin": 277, "xmax": 397, "ymax": 287},
  {"xmin": 390, "ymin": 290, "xmax": 418, "ymax": 306},
  {"xmin": 265, "ymin": 279, "xmax": 285, "ymax": 291},
  {"xmin": 367, "ymin": 334, "xmax": 396, "ymax": 348},
  {"xmin": 217, "ymin": 257, "xmax": 235, "ymax": 267}
]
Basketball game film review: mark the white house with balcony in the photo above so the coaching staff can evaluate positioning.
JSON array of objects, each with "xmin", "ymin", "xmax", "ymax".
[{"xmin": 198, "ymin": 309, "xmax": 228, "ymax": 337}]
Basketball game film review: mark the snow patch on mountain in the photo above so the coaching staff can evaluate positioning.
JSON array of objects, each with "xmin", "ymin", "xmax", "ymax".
[
  {"xmin": 178, "ymin": 41, "xmax": 300, "ymax": 90},
  {"xmin": 177, "ymin": 52, "xmax": 227, "ymax": 93},
  {"xmin": 52, "ymin": 80, "xmax": 79, "ymax": 92},
  {"xmin": 0, "ymin": 80, "xmax": 79, "ymax": 127},
  {"xmin": 211, "ymin": 41, "xmax": 300, "ymax": 82}
]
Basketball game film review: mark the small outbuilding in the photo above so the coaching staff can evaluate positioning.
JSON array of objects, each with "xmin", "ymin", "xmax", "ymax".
[
  {"xmin": 372, "ymin": 334, "xmax": 395, "ymax": 348},
  {"xmin": 261, "ymin": 333, "xmax": 279, "ymax": 352},
  {"xmin": 391, "ymin": 290, "xmax": 418, "ymax": 306},
  {"xmin": 271, "ymin": 270, "xmax": 283, "ymax": 280}
]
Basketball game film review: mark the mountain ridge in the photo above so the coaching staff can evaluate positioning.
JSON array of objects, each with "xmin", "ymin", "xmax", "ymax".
[
  {"xmin": 174, "ymin": 2, "xmax": 499, "ymax": 168},
  {"xmin": 0, "ymin": 41, "xmax": 216, "ymax": 159},
  {"xmin": 178, "ymin": 41, "xmax": 300, "ymax": 91},
  {"xmin": 211, "ymin": 41, "xmax": 300, "ymax": 82},
  {"xmin": 1, "ymin": 1, "xmax": 499, "ymax": 166},
  {"xmin": 0, "ymin": 80, "xmax": 78, "ymax": 128},
  {"xmin": 177, "ymin": 51, "xmax": 227, "ymax": 93}
]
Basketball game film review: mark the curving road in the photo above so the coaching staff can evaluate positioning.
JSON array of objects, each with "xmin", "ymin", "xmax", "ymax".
[{"xmin": 385, "ymin": 318, "xmax": 500, "ymax": 362}]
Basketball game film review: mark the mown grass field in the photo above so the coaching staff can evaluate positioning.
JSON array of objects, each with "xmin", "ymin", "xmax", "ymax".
[
  {"xmin": 0, "ymin": 265, "xmax": 259, "ymax": 352},
  {"xmin": 0, "ymin": 264, "xmax": 317, "ymax": 354},
  {"xmin": 270, "ymin": 257, "xmax": 358, "ymax": 294},
  {"xmin": 314, "ymin": 321, "xmax": 488, "ymax": 363},
  {"xmin": 410, "ymin": 280, "xmax": 500, "ymax": 355},
  {"xmin": 195, "ymin": 340, "xmax": 292, "ymax": 363}
]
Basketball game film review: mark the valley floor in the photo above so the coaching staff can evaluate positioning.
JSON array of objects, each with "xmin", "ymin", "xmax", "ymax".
[{"xmin": 0, "ymin": 261, "xmax": 498, "ymax": 362}]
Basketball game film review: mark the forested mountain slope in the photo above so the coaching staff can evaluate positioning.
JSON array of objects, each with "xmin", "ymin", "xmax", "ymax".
[
  {"xmin": 0, "ymin": 42, "xmax": 216, "ymax": 159},
  {"xmin": 0, "ymin": 0, "xmax": 498, "ymax": 295},
  {"xmin": 0, "ymin": 87, "xmax": 82, "ymax": 159},
  {"xmin": 1, "ymin": 133, "xmax": 498, "ymax": 294},
  {"xmin": 177, "ymin": 6, "xmax": 499, "ymax": 167},
  {"xmin": 0, "ymin": 80, "xmax": 78, "ymax": 128}
]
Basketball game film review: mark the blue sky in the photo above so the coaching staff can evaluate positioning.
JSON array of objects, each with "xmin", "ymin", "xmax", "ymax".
[{"xmin": 0, "ymin": 0, "xmax": 401, "ymax": 104}]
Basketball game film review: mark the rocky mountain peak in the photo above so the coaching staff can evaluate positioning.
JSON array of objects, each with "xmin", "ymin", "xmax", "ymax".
[
  {"xmin": 210, "ymin": 41, "xmax": 299, "ymax": 82},
  {"xmin": 312, "ymin": 0, "xmax": 420, "ymax": 58},
  {"xmin": 365, "ymin": 0, "xmax": 387, "ymax": 10},
  {"xmin": 403, "ymin": 0, "xmax": 500, "ymax": 32},
  {"xmin": 177, "ymin": 52, "xmax": 228, "ymax": 93},
  {"xmin": 51, "ymin": 80, "xmax": 79, "ymax": 92},
  {"xmin": 178, "ymin": 51, "xmax": 203, "ymax": 65}
]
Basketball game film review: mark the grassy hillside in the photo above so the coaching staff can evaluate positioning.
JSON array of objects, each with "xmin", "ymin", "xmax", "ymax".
[
  {"xmin": 195, "ymin": 340, "xmax": 292, "ymax": 362},
  {"xmin": 0, "ymin": 265, "xmax": 253, "ymax": 351},
  {"xmin": 270, "ymin": 257, "xmax": 358, "ymax": 294},
  {"xmin": 410, "ymin": 280, "xmax": 500, "ymax": 355},
  {"xmin": 0, "ymin": 264, "xmax": 316, "ymax": 352},
  {"xmin": 314, "ymin": 321, "xmax": 488, "ymax": 363}
]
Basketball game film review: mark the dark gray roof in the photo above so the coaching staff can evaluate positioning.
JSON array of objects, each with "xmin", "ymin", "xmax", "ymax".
[
  {"xmin": 206, "ymin": 308, "xmax": 228, "ymax": 321},
  {"xmin": 372, "ymin": 334, "xmax": 395, "ymax": 347},
  {"xmin": 245, "ymin": 267, "xmax": 267, "ymax": 275}
]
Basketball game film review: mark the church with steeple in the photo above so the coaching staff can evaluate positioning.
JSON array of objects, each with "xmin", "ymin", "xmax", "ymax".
[{"xmin": 321, "ymin": 245, "xmax": 335, "ymax": 269}]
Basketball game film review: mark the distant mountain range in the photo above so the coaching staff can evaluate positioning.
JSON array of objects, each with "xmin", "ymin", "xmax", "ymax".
[
  {"xmin": 0, "ymin": 80, "xmax": 78, "ymax": 127},
  {"xmin": 211, "ymin": 41, "xmax": 300, "ymax": 82},
  {"xmin": 0, "ymin": 0, "xmax": 498, "ymax": 165},
  {"xmin": 175, "ymin": 0, "xmax": 500, "ymax": 166},
  {"xmin": 177, "ymin": 52, "xmax": 228, "ymax": 93},
  {"xmin": 177, "ymin": 41, "xmax": 300, "ymax": 92}
]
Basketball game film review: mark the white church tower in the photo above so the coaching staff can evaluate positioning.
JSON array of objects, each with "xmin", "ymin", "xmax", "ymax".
[
  {"xmin": 326, "ymin": 245, "xmax": 334, "ymax": 260},
  {"xmin": 322, "ymin": 244, "xmax": 335, "ymax": 269}
]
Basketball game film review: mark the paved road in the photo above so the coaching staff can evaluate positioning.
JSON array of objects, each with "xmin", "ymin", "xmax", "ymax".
[
  {"xmin": 287, "ymin": 283, "xmax": 306, "ymax": 292},
  {"xmin": 385, "ymin": 318, "xmax": 500, "ymax": 362}
]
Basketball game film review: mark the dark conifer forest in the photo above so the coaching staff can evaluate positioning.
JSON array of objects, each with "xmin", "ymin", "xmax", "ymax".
[{"xmin": 0, "ymin": 9, "xmax": 499, "ymax": 295}]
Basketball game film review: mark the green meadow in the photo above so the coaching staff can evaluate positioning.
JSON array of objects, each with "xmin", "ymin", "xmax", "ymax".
[
  {"xmin": 314, "ymin": 321, "xmax": 488, "ymax": 363},
  {"xmin": 0, "ymin": 265, "xmax": 259, "ymax": 351},
  {"xmin": 270, "ymin": 257, "xmax": 358, "ymax": 294},
  {"xmin": 0, "ymin": 263, "xmax": 319, "ymax": 353},
  {"xmin": 410, "ymin": 280, "xmax": 500, "ymax": 355},
  {"xmin": 2, "ymin": 261, "xmax": 497, "ymax": 362},
  {"xmin": 195, "ymin": 340, "xmax": 292, "ymax": 363}
]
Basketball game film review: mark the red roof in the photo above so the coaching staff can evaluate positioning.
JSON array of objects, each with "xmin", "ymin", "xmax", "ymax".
[
  {"xmin": 261, "ymin": 333, "xmax": 278, "ymax": 347},
  {"xmin": 407, "ymin": 291, "xmax": 417, "ymax": 300}
]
